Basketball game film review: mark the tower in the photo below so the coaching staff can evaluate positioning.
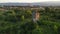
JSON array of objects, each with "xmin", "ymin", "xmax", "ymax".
[{"xmin": 32, "ymin": 9, "xmax": 40, "ymax": 23}]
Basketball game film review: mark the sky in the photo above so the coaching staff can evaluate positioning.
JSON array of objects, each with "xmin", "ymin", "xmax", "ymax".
[{"xmin": 0, "ymin": 0, "xmax": 60, "ymax": 3}]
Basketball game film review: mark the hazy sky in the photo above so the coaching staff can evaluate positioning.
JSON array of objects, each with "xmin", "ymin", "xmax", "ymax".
[{"xmin": 0, "ymin": 0, "xmax": 60, "ymax": 3}]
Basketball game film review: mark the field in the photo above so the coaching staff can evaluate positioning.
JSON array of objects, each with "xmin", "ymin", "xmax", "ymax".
[{"xmin": 0, "ymin": 6, "xmax": 60, "ymax": 34}]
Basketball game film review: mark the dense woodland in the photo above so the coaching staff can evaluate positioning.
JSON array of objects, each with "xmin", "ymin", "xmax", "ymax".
[{"xmin": 0, "ymin": 7, "xmax": 60, "ymax": 34}]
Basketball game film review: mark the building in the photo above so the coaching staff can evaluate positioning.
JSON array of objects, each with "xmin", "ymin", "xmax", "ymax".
[{"xmin": 32, "ymin": 9, "xmax": 40, "ymax": 22}]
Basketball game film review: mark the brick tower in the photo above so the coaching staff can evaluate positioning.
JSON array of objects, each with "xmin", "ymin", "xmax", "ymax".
[{"xmin": 32, "ymin": 9, "xmax": 40, "ymax": 23}]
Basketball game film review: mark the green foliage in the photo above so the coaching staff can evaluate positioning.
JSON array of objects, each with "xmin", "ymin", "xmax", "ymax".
[{"xmin": 0, "ymin": 7, "xmax": 60, "ymax": 34}]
